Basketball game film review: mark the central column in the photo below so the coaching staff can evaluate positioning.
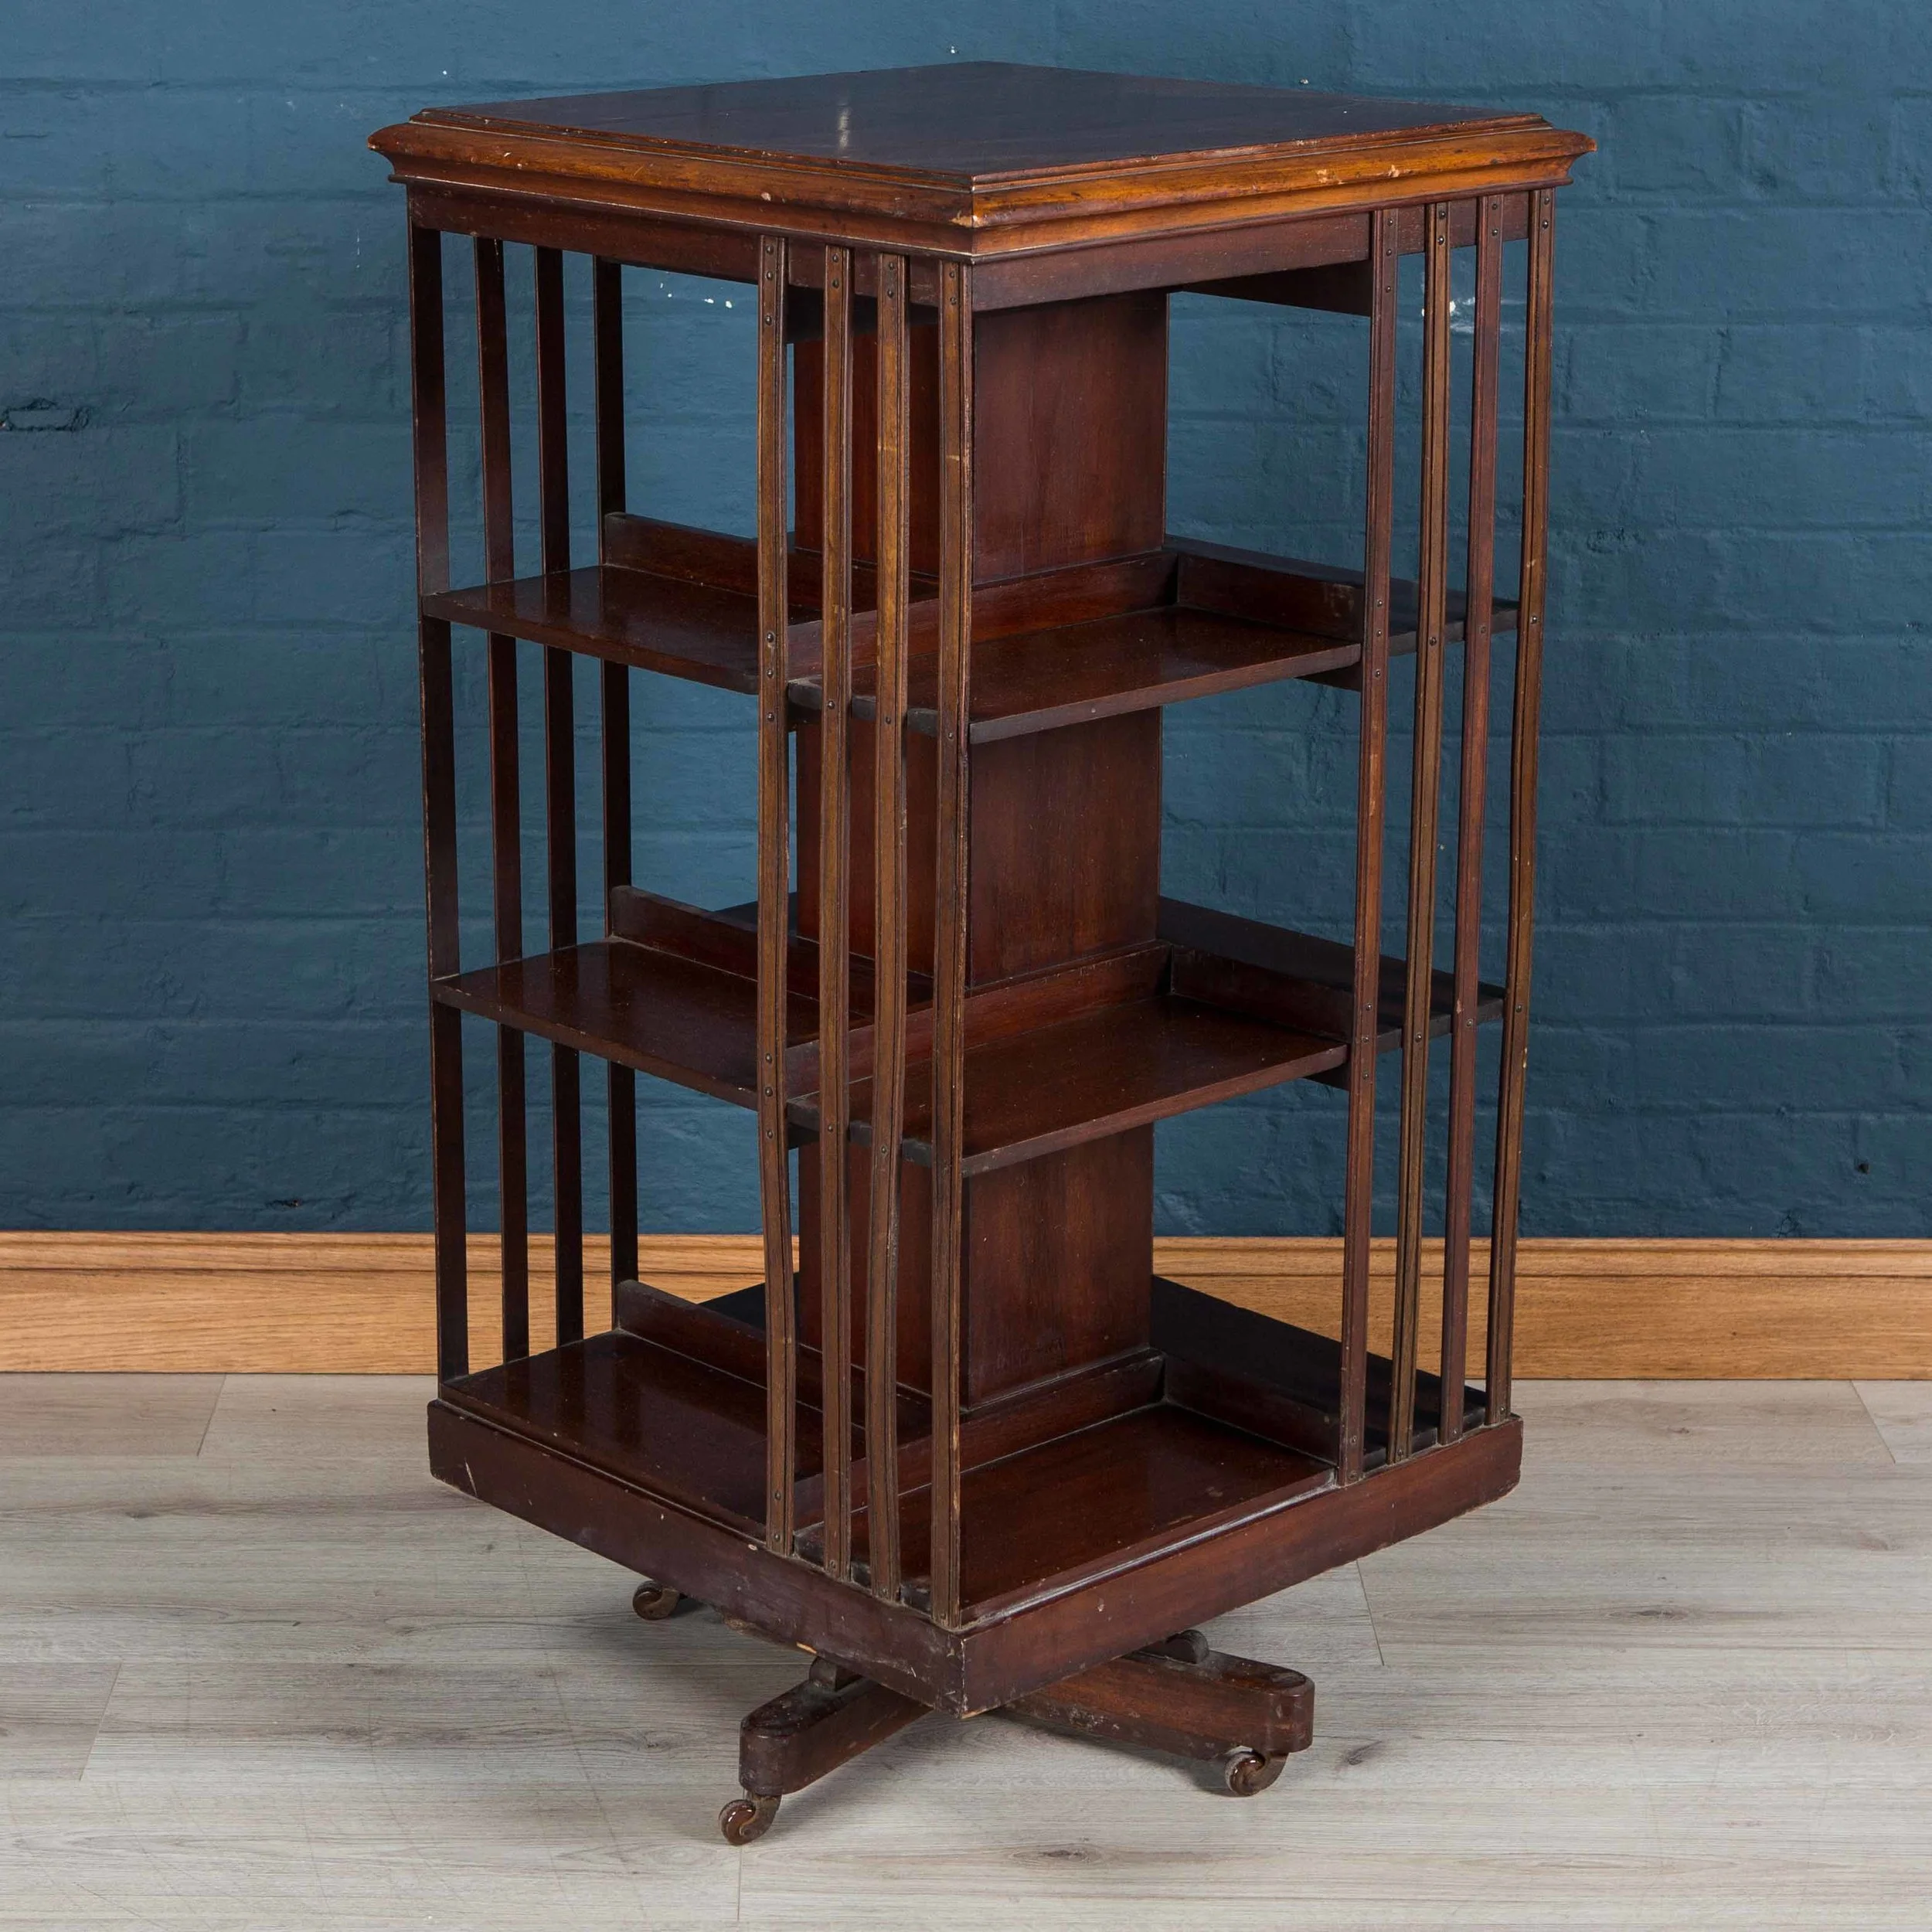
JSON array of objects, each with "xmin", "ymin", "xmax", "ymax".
[{"xmin": 795, "ymin": 287, "xmax": 1168, "ymax": 1409}]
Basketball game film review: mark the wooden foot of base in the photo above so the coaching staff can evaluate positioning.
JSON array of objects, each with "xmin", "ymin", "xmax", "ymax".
[
  {"xmin": 721, "ymin": 1657, "xmax": 929, "ymax": 1842},
  {"xmin": 1003, "ymin": 1630, "xmax": 1313, "ymax": 1794},
  {"xmin": 630, "ymin": 1579, "xmax": 689, "ymax": 1621},
  {"xmin": 712, "ymin": 1633, "xmax": 1311, "ymax": 1838}
]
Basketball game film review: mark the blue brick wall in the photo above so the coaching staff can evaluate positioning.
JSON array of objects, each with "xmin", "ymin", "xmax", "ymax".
[{"xmin": 2, "ymin": 3, "xmax": 1927, "ymax": 1236}]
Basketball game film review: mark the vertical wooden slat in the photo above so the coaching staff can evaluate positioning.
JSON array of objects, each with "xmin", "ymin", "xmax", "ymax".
[
  {"xmin": 1440, "ymin": 194, "xmax": 1505, "ymax": 1444},
  {"xmin": 474, "ymin": 236, "xmax": 529, "ymax": 1364},
  {"xmin": 1338, "ymin": 209, "xmax": 1398, "ymax": 1485},
  {"xmin": 409, "ymin": 222, "xmax": 466, "ymax": 1384},
  {"xmin": 1389, "ymin": 202, "xmax": 1457, "ymax": 1466},
  {"xmin": 594, "ymin": 257, "xmax": 638, "ymax": 1300},
  {"xmin": 865, "ymin": 250, "xmax": 910, "ymax": 1603},
  {"xmin": 1489, "ymin": 189, "xmax": 1556, "ymax": 1426},
  {"xmin": 818, "ymin": 243, "xmax": 855, "ymax": 1582},
  {"xmin": 755, "ymin": 236, "xmax": 798, "ymax": 1556},
  {"xmin": 535, "ymin": 246, "xmax": 584, "ymax": 1348},
  {"xmin": 929, "ymin": 258, "xmax": 973, "ymax": 1627}
]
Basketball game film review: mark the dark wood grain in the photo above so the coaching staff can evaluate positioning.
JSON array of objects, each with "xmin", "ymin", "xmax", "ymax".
[
  {"xmin": 814, "ymin": 605, "xmax": 1358, "ymax": 743},
  {"xmin": 535, "ymin": 246, "xmax": 583, "ymax": 1349},
  {"xmin": 443, "ymin": 1328, "xmax": 816, "ymax": 1534},
  {"xmin": 425, "ymin": 566, "xmax": 764, "ymax": 691},
  {"xmin": 594, "ymin": 262, "xmax": 638, "ymax": 1301},
  {"xmin": 954, "ymin": 1133, "xmax": 1153, "ymax": 1406},
  {"xmin": 410, "ymin": 66, "xmax": 1531, "ymax": 182},
  {"xmin": 1151, "ymin": 1277, "xmax": 1485, "ymax": 1468},
  {"xmin": 1157, "ymin": 898, "xmax": 1503, "ymax": 1049},
  {"xmin": 1440, "ymin": 194, "xmax": 1505, "ymax": 1443},
  {"xmin": 862, "ymin": 1403, "xmax": 1331, "ymax": 1619},
  {"xmin": 408, "ymin": 225, "xmax": 450, "ymax": 601},
  {"xmin": 1389, "ymin": 202, "xmax": 1456, "ymax": 1464},
  {"xmin": 429, "ymin": 1388, "xmax": 1520, "ymax": 1716},
  {"xmin": 408, "ymin": 223, "xmax": 466, "ymax": 1386},
  {"xmin": 756, "ymin": 237, "xmax": 798, "ymax": 1554},
  {"xmin": 809, "ymin": 993, "xmax": 1345, "ymax": 1177},
  {"xmin": 865, "ymin": 248, "xmax": 912, "ymax": 1601},
  {"xmin": 928, "ymin": 257, "xmax": 972, "ymax": 1628},
  {"xmin": 474, "ymin": 235, "xmax": 530, "ymax": 1362},
  {"xmin": 738, "ymin": 1671, "xmax": 929, "ymax": 1801},
  {"xmin": 1005, "ymin": 1643, "xmax": 1312, "ymax": 1766},
  {"xmin": 1490, "ymin": 190, "xmax": 1556, "ymax": 1427},
  {"xmin": 1338, "ymin": 208, "xmax": 1398, "ymax": 1484},
  {"xmin": 376, "ymin": 71, "xmax": 1590, "ymax": 324},
  {"xmin": 817, "ymin": 244, "xmax": 855, "ymax": 1582},
  {"xmin": 433, "ymin": 940, "xmax": 815, "ymax": 1106},
  {"xmin": 1172, "ymin": 537, "xmax": 1519, "ymax": 658},
  {"xmin": 971, "ymin": 292, "xmax": 1166, "ymax": 579},
  {"xmin": 384, "ymin": 65, "xmax": 1577, "ymax": 1810}
]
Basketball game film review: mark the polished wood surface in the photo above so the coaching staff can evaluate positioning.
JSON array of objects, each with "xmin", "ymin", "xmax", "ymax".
[
  {"xmin": 369, "ymin": 63, "xmax": 1592, "ymax": 278},
  {"xmin": 372, "ymin": 63, "xmax": 1593, "ymax": 1825},
  {"xmin": 411, "ymin": 65, "xmax": 1529, "ymax": 179}
]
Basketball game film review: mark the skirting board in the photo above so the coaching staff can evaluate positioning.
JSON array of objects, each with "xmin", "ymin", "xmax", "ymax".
[{"xmin": 2, "ymin": 1233, "xmax": 1927, "ymax": 1376}]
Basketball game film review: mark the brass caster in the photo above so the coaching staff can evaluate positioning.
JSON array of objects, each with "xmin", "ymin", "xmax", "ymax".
[
  {"xmin": 1222, "ymin": 1748, "xmax": 1287, "ymax": 1798},
  {"xmin": 719, "ymin": 1791, "xmax": 781, "ymax": 1845},
  {"xmin": 631, "ymin": 1580, "xmax": 683, "ymax": 1621}
]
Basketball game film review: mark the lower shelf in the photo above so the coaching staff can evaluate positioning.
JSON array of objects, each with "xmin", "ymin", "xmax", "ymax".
[
  {"xmin": 443, "ymin": 1328, "xmax": 808, "ymax": 1535},
  {"xmin": 430, "ymin": 1351, "xmax": 1522, "ymax": 1712},
  {"xmin": 838, "ymin": 1403, "xmax": 1332, "ymax": 1618},
  {"xmin": 436, "ymin": 1277, "xmax": 1489, "ymax": 1627}
]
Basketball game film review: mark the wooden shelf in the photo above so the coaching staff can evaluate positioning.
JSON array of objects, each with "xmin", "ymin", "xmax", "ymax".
[
  {"xmin": 438, "ymin": 1302, "xmax": 1333, "ymax": 1623},
  {"xmin": 801, "ymin": 992, "xmax": 1345, "ymax": 1176},
  {"xmin": 785, "ymin": 539, "xmax": 1519, "ymax": 740},
  {"xmin": 863, "ymin": 1403, "xmax": 1333, "ymax": 1619},
  {"xmin": 426, "ymin": 529, "xmax": 1517, "ymax": 730},
  {"xmin": 434, "ymin": 1277, "xmax": 1484, "ymax": 1625},
  {"xmin": 844, "ymin": 605, "xmax": 1358, "ymax": 743},
  {"xmin": 1151, "ymin": 1277, "xmax": 1487, "ymax": 1471},
  {"xmin": 441, "ymin": 1328, "xmax": 811, "ymax": 1536},
  {"xmin": 424, "ymin": 564, "xmax": 764, "ymax": 693},
  {"xmin": 433, "ymin": 893, "xmax": 1498, "ymax": 1165},
  {"xmin": 432, "ymin": 939, "xmax": 814, "ymax": 1107}
]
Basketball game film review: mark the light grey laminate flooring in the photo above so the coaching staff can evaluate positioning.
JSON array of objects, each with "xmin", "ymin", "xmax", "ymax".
[{"xmin": 1, "ymin": 1374, "xmax": 1928, "ymax": 1929}]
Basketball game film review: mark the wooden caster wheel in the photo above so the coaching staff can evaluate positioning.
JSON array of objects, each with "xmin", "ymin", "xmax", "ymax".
[
  {"xmin": 631, "ymin": 1580, "xmax": 682, "ymax": 1621},
  {"xmin": 1222, "ymin": 1748, "xmax": 1286, "ymax": 1797},
  {"xmin": 719, "ymin": 1792, "xmax": 781, "ymax": 1845}
]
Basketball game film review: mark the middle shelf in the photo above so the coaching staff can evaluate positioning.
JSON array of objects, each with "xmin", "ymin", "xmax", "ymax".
[
  {"xmin": 423, "ymin": 515, "xmax": 1516, "ymax": 739},
  {"xmin": 431, "ymin": 890, "xmax": 1502, "ymax": 1174}
]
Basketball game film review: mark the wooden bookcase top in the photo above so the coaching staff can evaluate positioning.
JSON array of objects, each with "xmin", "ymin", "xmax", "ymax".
[{"xmin": 371, "ymin": 60, "xmax": 1591, "ymax": 257}]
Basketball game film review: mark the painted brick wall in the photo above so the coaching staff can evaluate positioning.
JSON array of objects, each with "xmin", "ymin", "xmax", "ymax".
[{"xmin": 2, "ymin": 3, "xmax": 1926, "ymax": 1236}]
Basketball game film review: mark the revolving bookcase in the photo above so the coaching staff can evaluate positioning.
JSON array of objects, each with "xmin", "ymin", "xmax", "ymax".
[{"xmin": 371, "ymin": 63, "xmax": 1590, "ymax": 1842}]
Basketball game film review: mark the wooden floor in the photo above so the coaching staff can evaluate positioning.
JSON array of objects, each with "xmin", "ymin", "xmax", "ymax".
[{"xmin": 2, "ymin": 1376, "xmax": 1929, "ymax": 1928}]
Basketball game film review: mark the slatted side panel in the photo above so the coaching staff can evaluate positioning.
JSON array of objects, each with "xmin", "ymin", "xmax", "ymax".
[
  {"xmin": 1337, "ymin": 209, "xmax": 1398, "ymax": 1486},
  {"xmin": 755, "ymin": 236, "xmax": 798, "ymax": 1556},
  {"xmin": 534, "ymin": 247, "xmax": 585, "ymax": 1350},
  {"xmin": 1388, "ymin": 203, "xmax": 1457, "ymax": 1464},
  {"xmin": 474, "ymin": 236, "xmax": 531, "ymax": 1365},
  {"xmin": 408, "ymin": 223, "xmax": 467, "ymax": 1386},
  {"xmin": 929, "ymin": 259, "xmax": 974, "ymax": 1627},
  {"xmin": 817, "ymin": 244, "xmax": 856, "ymax": 1583},
  {"xmin": 1439, "ymin": 195, "xmax": 1506, "ymax": 1444},
  {"xmin": 1490, "ymin": 189, "xmax": 1557, "ymax": 1425},
  {"xmin": 595, "ymin": 257, "xmax": 640, "ymax": 1304},
  {"xmin": 865, "ymin": 250, "xmax": 913, "ymax": 1604}
]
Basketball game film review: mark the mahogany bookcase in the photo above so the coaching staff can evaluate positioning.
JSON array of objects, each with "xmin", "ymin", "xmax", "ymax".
[{"xmin": 372, "ymin": 63, "xmax": 1590, "ymax": 1842}]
